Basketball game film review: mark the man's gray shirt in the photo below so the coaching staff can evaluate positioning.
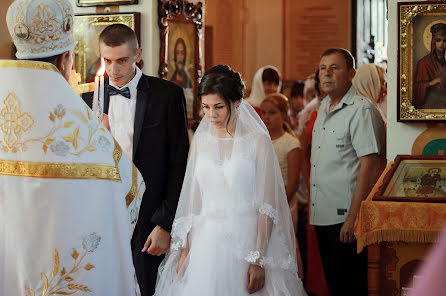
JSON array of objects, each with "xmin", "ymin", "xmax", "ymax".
[{"xmin": 310, "ymin": 86, "xmax": 384, "ymax": 226}]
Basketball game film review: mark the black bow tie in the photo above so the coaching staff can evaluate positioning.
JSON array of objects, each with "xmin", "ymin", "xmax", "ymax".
[{"xmin": 108, "ymin": 85, "xmax": 131, "ymax": 99}]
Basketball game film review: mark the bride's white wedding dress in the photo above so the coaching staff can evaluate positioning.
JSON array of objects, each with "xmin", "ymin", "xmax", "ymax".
[{"xmin": 154, "ymin": 100, "xmax": 306, "ymax": 296}]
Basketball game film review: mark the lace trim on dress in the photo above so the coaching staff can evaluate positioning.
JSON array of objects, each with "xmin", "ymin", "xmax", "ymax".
[
  {"xmin": 240, "ymin": 203, "xmax": 298, "ymax": 274},
  {"xmin": 259, "ymin": 203, "xmax": 279, "ymax": 224},
  {"xmin": 170, "ymin": 204, "xmax": 298, "ymax": 274},
  {"xmin": 242, "ymin": 250, "xmax": 297, "ymax": 274},
  {"xmin": 260, "ymin": 254, "xmax": 297, "ymax": 273},
  {"xmin": 170, "ymin": 216, "xmax": 193, "ymax": 251},
  {"xmin": 245, "ymin": 251, "xmax": 261, "ymax": 263}
]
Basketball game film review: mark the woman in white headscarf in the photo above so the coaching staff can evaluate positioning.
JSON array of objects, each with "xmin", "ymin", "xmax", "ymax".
[
  {"xmin": 155, "ymin": 65, "xmax": 306, "ymax": 296},
  {"xmin": 246, "ymin": 66, "xmax": 282, "ymax": 115},
  {"xmin": 352, "ymin": 63, "xmax": 387, "ymax": 174},
  {"xmin": 352, "ymin": 63, "xmax": 387, "ymax": 122}
]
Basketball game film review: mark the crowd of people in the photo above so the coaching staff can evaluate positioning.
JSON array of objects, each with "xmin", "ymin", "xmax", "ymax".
[
  {"xmin": 245, "ymin": 54, "xmax": 387, "ymax": 296},
  {"xmin": 1, "ymin": 0, "xmax": 393, "ymax": 296}
]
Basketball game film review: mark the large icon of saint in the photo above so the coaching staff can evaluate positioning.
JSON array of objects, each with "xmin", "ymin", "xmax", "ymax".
[
  {"xmin": 413, "ymin": 23, "xmax": 446, "ymax": 109},
  {"xmin": 170, "ymin": 38, "xmax": 192, "ymax": 88}
]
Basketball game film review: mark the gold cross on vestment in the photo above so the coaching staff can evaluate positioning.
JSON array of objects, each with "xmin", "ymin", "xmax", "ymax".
[{"xmin": 0, "ymin": 93, "xmax": 33, "ymax": 150}]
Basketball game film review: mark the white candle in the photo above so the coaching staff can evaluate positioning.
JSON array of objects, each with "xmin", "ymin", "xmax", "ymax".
[
  {"xmin": 98, "ymin": 74, "xmax": 104, "ymax": 120},
  {"xmin": 92, "ymin": 75, "xmax": 99, "ymax": 116}
]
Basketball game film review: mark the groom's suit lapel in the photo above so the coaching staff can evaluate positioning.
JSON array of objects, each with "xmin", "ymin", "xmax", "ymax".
[{"xmin": 133, "ymin": 75, "xmax": 151, "ymax": 159}]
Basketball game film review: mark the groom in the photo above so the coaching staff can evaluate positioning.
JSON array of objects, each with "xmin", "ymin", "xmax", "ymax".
[{"xmin": 83, "ymin": 24, "xmax": 189, "ymax": 295}]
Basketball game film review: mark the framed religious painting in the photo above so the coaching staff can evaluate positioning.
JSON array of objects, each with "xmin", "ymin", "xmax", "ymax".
[
  {"xmin": 373, "ymin": 155, "xmax": 446, "ymax": 203},
  {"xmin": 398, "ymin": 2, "xmax": 446, "ymax": 122},
  {"xmin": 73, "ymin": 13, "xmax": 140, "ymax": 85},
  {"xmin": 77, "ymin": 0, "xmax": 137, "ymax": 7},
  {"xmin": 159, "ymin": 0, "xmax": 203, "ymax": 125}
]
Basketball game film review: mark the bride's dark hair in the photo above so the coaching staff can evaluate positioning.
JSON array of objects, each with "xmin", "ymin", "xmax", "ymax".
[
  {"xmin": 198, "ymin": 65, "xmax": 245, "ymax": 136},
  {"xmin": 198, "ymin": 65, "xmax": 245, "ymax": 104}
]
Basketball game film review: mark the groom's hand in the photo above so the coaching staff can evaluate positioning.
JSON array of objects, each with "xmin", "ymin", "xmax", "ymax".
[{"xmin": 141, "ymin": 225, "xmax": 170, "ymax": 256}]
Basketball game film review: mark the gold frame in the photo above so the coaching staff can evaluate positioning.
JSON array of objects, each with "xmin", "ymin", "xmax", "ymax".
[
  {"xmin": 77, "ymin": 0, "xmax": 137, "ymax": 7},
  {"xmin": 73, "ymin": 13, "xmax": 140, "ymax": 90},
  {"xmin": 373, "ymin": 155, "xmax": 446, "ymax": 202},
  {"xmin": 398, "ymin": 1, "xmax": 446, "ymax": 121},
  {"xmin": 159, "ymin": 0, "xmax": 203, "ymax": 125}
]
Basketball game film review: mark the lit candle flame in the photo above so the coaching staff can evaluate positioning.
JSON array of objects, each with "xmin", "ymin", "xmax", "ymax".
[
  {"xmin": 93, "ymin": 58, "xmax": 106, "ymax": 120},
  {"xmin": 96, "ymin": 58, "xmax": 106, "ymax": 76}
]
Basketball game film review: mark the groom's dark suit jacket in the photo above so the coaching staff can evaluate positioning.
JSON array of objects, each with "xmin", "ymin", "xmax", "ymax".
[{"xmin": 83, "ymin": 74, "xmax": 189, "ymax": 296}]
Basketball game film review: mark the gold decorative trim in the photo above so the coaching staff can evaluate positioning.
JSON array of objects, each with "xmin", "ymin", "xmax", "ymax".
[
  {"xmin": 399, "ymin": 3, "xmax": 446, "ymax": 120},
  {"xmin": 0, "ymin": 99, "xmax": 108, "ymax": 156},
  {"xmin": 0, "ymin": 100, "xmax": 123, "ymax": 181},
  {"xmin": 0, "ymin": 143, "xmax": 122, "ymax": 181},
  {"xmin": 112, "ymin": 139, "xmax": 122, "ymax": 167},
  {"xmin": 0, "ymin": 93, "xmax": 34, "ymax": 151},
  {"xmin": 73, "ymin": 82, "xmax": 94, "ymax": 96},
  {"xmin": 357, "ymin": 229, "xmax": 440, "ymax": 254},
  {"xmin": 25, "ymin": 232, "xmax": 101, "ymax": 296},
  {"xmin": 0, "ymin": 158, "xmax": 121, "ymax": 181},
  {"xmin": 126, "ymin": 165, "xmax": 138, "ymax": 207},
  {"xmin": 0, "ymin": 60, "xmax": 58, "ymax": 72}
]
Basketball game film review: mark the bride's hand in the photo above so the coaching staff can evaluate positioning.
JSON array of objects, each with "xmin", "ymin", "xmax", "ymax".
[
  {"xmin": 176, "ymin": 248, "xmax": 189, "ymax": 275},
  {"xmin": 247, "ymin": 264, "xmax": 265, "ymax": 294}
]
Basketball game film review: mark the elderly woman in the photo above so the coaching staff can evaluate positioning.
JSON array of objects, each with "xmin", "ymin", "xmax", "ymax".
[
  {"xmin": 352, "ymin": 63, "xmax": 387, "ymax": 174},
  {"xmin": 352, "ymin": 63, "xmax": 387, "ymax": 122}
]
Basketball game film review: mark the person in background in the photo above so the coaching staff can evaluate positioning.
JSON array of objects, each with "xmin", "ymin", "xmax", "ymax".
[
  {"xmin": 303, "ymin": 75, "xmax": 317, "ymax": 106},
  {"xmin": 246, "ymin": 65, "xmax": 282, "ymax": 116},
  {"xmin": 296, "ymin": 74, "xmax": 318, "ymax": 139},
  {"xmin": 260, "ymin": 93, "xmax": 305, "ymax": 280},
  {"xmin": 288, "ymin": 81, "xmax": 305, "ymax": 132},
  {"xmin": 310, "ymin": 48, "xmax": 383, "ymax": 295},
  {"xmin": 303, "ymin": 70, "xmax": 327, "ymax": 148},
  {"xmin": 297, "ymin": 72, "xmax": 321, "ymax": 201},
  {"xmin": 352, "ymin": 63, "xmax": 387, "ymax": 122},
  {"xmin": 352, "ymin": 63, "xmax": 388, "ymax": 175},
  {"xmin": 302, "ymin": 69, "xmax": 331, "ymax": 296},
  {"xmin": 287, "ymin": 79, "xmax": 312, "ymax": 279},
  {"xmin": 376, "ymin": 65, "xmax": 387, "ymax": 120}
]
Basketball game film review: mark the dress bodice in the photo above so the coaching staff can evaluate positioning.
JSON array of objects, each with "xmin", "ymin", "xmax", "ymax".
[{"xmin": 195, "ymin": 138, "xmax": 256, "ymax": 217}]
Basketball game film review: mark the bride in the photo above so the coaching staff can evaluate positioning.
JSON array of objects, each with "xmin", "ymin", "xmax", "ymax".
[{"xmin": 154, "ymin": 65, "xmax": 306, "ymax": 295}]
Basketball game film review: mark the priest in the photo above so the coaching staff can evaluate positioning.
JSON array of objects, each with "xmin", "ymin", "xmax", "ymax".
[{"xmin": 0, "ymin": 0, "xmax": 145, "ymax": 295}]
